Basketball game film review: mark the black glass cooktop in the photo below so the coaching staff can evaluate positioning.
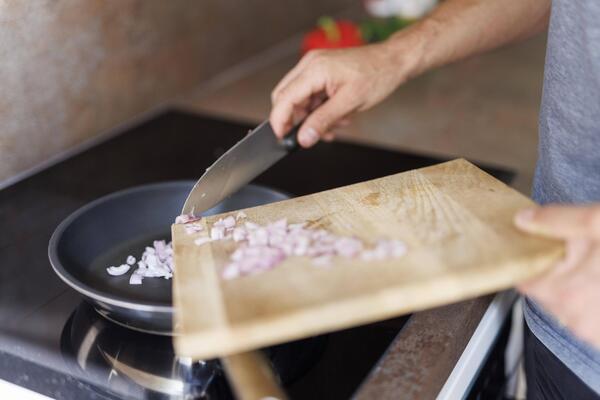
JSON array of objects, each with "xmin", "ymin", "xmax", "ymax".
[{"xmin": 0, "ymin": 110, "xmax": 513, "ymax": 399}]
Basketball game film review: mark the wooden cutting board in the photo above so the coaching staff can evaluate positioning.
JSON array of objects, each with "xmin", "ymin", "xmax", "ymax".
[{"xmin": 172, "ymin": 159, "xmax": 563, "ymax": 359}]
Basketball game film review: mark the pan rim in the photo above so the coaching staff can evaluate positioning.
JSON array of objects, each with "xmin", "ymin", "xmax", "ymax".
[{"xmin": 48, "ymin": 181, "xmax": 290, "ymax": 314}]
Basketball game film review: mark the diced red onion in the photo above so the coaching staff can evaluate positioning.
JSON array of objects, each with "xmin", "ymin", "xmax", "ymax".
[
  {"xmin": 232, "ymin": 227, "xmax": 246, "ymax": 242},
  {"xmin": 211, "ymin": 226, "xmax": 225, "ymax": 240},
  {"xmin": 106, "ymin": 264, "xmax": 131, "ymax": 276},
  {"xmin": 184, "ymin": 224, "xmax": 204, "ymax": 235},
  {"xmin": 222, "ymin": 216, "xmax": 236, "ymax": 229},
  {"xmin": 245, "ymin": 221, "xmax": 259, "ymax": 230},
  {"xmin": 112, "ymin": 213, "xmax": 408, "ymax": 285},
  {"xmin": 175, "ymin": 214, "xmax": 202, "ymax": 224},
  {"xmin": 129, "ymin": 273, "xmax": 143, "ymax": 285},
  {"xmin": 176, "ymin": 214, "xmax": 205, "ymax": 235},
  {"xmin": 108, "ymin": 239, "xmax": 174, "ymax": 285},
  {"xmin": 194, "ymin": 216, "xmax": 408, "ymax": 280}
]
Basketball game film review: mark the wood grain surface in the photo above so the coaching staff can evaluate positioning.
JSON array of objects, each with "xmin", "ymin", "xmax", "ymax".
[
  {"xmin": 172, "ymin": 159, "xmax": 563, "ymax": 359},
  {"xmin": 222, "ymin": 351, "xmax": 288, "ymax": 400}
]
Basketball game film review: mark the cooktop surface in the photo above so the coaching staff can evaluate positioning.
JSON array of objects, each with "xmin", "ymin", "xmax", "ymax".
[{"xmin": 0, "ymin": 110, "xmax": 513, "ymax": 399}]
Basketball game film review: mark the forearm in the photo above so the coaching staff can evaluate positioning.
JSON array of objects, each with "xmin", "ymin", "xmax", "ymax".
[{"xmin": 388, "ymin": 0, "xmax": 551, "ymax": 78}]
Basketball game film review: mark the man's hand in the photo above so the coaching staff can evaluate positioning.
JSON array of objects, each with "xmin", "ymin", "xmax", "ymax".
[
  {"xmin": 269, "ymin": 43, "xmax": 418, "ymax": 147},
  {"xmin": 515, "ymin": 204, "xmax": 600, "ymax": 348},
  {"xmin": 269, "ymin": 0, "xmax": 550, "ymax": 148}
]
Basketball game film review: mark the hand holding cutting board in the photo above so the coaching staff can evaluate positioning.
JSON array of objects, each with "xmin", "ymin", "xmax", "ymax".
[{"xmin": 514, "ymin": 205, "xmax": 600, "ymax": 349}]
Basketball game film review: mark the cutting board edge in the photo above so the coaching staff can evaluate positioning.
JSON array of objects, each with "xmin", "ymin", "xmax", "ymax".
[
  {"xmin": 190, "ymin": 158, "xmax": 479, "ymax": 224},
  {"xmin": 172, "ymin": 222, "xmax": 231, "ymax": 337},
  {"xmin": 173, "ymin": 244, "xmax": 564, "ymax": 360}
]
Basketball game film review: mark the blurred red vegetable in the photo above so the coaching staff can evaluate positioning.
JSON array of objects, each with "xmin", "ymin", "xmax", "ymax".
[{"xmin": 301, "ymin": 17, "xmax": 365, "ymax": 54}]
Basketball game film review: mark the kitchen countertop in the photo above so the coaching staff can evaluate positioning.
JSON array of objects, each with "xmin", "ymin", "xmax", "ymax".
[{"xmin": 173, "ymin": 32, "xmax": 548, "ymax": 398}]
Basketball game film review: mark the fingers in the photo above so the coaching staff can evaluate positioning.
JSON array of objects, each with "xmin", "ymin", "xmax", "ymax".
[
  {"xmin": 322, "ymin": 118, "xmax": 351, "ymax": 142},
  {"xmin": 335, "ymin": 117, "xmax": 351, "ymax": 127},
  {"xmin": 518, "ymin": 238, "xmax": 592, "ymax": 293},
  {"xmin": 272, "ymin": 51, "xmax": 320, "ymax": 102},
  {"xmin": 270, "ymin": 52, "xmax": 324, "ymax": 138},
  {"xmin": 517, "ymin": 243, "xmax": 600, "ymax": 347},
  {"xmin": 269, "ymin": 70, "xmax": 326, "ymax": 139},
  {"xmin": 296, "ymin": 89, "xmax": 357, "ymax": 147},
  {"xmin": 514, "ymin": 204, "xmax": 600, "ymax": 240},
  {"xmin": 322, "ymin": 133, "xmax": 336, "ymax": 142},
  {"xmin": 308, "ymin": 92, "xmax": 327, "ymax": 111}
]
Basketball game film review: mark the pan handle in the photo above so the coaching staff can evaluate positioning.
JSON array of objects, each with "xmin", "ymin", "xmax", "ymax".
[{"xmin": 222, "ymin": 350, "xmax": 288, "ymax": 400}]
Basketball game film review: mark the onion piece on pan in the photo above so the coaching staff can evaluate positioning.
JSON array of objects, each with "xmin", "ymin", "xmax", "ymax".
[
  {"xmin": 106, "ymin": 264, "xmax": 131, "ymax": 276},
  {"xmin": 129, "ymin": 273, "xmax": 143, "ymax": 285},
  {"xmin": 108, "ymin": 239, "xmax": 175, "ymax": 285}
]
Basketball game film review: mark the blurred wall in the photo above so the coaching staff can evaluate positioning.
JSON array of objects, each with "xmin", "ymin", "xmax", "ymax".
[{"xmin": 0, "ymin": 0, "xmax": 351, "ymax": 184}]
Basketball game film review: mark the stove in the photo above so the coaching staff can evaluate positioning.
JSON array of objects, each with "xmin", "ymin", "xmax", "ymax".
[{"xmin": 0, "ymin": 110, "xmax": 514, "ymax": 399}]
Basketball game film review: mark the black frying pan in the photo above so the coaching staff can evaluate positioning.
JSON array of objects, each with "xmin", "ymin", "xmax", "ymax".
[{"xmin": 48, "ymin": 181, "xmax": 290, "ymax": 335}]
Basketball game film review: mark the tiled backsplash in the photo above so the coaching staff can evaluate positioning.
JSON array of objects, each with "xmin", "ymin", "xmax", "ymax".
[{"xmin": 0, "ymin": 0, "xmax": 351, "ymax": 184}]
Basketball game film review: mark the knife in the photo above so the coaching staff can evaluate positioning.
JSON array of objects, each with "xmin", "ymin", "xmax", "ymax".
[
  {"xmin": 181, "ymin": 120, "xmax": 299, "ymax": 216},
  {"xmin": 179, "ymin": 121, "xmax": 294, "ymax": 399}
]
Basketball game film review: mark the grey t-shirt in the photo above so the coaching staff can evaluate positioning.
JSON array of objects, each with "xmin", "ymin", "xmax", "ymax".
[{"xmin": 527, "ymin": 0, "xmax": 600, "ymax": 393}]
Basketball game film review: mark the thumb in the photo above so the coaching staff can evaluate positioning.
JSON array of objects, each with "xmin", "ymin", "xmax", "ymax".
[
  {"xmin": 514, "ymin": 204, "xmax": 600, "ymax": 240},
  {"xmin": 297, "ymin": 90, "xmax": 357, "ymax": 148}
]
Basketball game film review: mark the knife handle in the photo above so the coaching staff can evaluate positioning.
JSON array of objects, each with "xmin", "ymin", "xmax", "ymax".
[{"xmin": 280, "ymin": 124, "xmax": 300, "ymax": 153}]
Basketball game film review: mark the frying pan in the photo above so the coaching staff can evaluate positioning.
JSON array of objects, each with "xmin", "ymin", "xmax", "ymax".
[{"xmin": 48, "ymin": 181, "xmax": 290, "ymax": 335}]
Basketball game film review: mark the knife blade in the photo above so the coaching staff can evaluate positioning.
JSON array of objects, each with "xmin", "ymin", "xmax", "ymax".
[{"xmin": 181, "ymin": 121, "xmax": 299, "ymax": 216}]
